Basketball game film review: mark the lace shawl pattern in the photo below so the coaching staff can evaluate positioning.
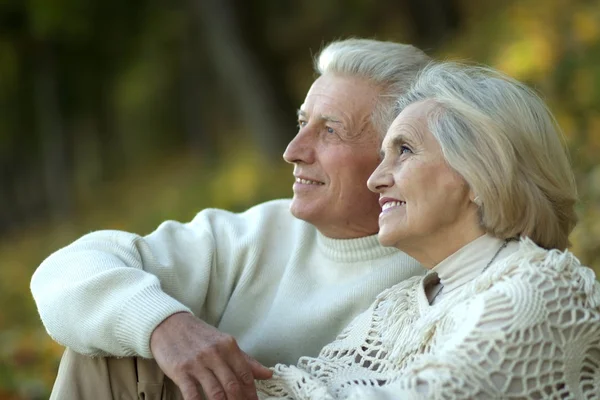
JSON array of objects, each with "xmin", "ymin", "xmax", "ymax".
[{"xmin": 256, "ymin": 239, "xmax": 600, "ymax": 399}]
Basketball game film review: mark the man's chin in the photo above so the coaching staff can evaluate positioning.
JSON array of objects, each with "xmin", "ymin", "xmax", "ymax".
[{"xmin": 289, "ymin": 199, "xmax": 316, "ymax": 223}]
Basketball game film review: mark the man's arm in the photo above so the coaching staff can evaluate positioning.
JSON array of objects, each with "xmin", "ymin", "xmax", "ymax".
[
  {"xmin": 31, "ymin": 220, "xmax": 215, "ymax": 357},
  {"xmin": 31, "ymin": 206, "xmax": 278, "ymax": 400}
]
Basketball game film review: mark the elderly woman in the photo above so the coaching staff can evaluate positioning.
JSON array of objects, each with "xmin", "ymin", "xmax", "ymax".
[{"xmin": 256, "ymin": 63, "xmax": 600, "ymax": 399}]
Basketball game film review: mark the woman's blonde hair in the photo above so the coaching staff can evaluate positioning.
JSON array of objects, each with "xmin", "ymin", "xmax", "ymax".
[{"xmin": 397, "ymin": 62, "xmax": 578, "ymax": 250}]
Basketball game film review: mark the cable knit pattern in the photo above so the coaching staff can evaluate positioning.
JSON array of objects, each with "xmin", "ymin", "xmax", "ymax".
[{"xmin": 257, "ymin": 238, "xmax": 600, "ymax": 399}]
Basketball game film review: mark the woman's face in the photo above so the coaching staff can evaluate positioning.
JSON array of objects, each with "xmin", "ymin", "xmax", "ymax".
[{"xmin": 367, "ymin": 101, "xmax": 484, "ymax": 267}]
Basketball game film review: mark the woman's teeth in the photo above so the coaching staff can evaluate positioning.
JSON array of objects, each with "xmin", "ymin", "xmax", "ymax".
[{"xmin": 382, "ymin": 201, "xmax": 405, "ymax": 211}]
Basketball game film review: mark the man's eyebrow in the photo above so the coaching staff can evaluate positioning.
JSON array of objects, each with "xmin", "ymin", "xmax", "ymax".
[
  {"xmin": 296, "ymin": 109, "xmax": 344, "ymax": 125},
  {"xmin": 320, "ymin": 114, "xmax": 344, "ymax": 125}
]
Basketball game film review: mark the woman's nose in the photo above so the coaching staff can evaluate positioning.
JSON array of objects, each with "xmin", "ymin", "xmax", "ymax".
[{"xmin": 367, "ymin": 164, "xmax": 394, "ymax": 193}]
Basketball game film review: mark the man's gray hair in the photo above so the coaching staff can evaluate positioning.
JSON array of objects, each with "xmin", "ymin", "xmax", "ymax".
[{"xmin": 315, "ymin": 38, "xmax": 431, "ymax": 137}]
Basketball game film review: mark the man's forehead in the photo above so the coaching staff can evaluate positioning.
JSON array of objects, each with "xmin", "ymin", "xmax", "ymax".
[
  {"xmin": 304, "ymin": 75, "xmax": 377, "ymax": 109},
  {"xmin": 299, "ymin": 91, "xmax": 351, "ymax": 114}
]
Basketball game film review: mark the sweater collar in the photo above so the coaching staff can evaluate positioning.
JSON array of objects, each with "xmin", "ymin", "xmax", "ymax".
[
  {"xmin": 431, "ymin": 233, "xmax": 517, "ymax": 295},
  {"xmin": 316, "ymin": 231, "xmax": 399, "ymax": 262}
]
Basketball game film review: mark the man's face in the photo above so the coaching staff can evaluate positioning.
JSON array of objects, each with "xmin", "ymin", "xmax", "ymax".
[{"xmin": 283, "ymin": 74, "xmax": 383, "ymax": 239}]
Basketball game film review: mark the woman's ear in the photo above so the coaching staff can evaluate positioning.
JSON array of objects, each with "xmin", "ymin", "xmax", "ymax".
[{"xmin": 469, "ymin": 189, "xmax": 482, "ymax": 206}]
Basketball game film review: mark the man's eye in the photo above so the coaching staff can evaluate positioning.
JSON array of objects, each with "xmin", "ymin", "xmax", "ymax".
[
  {"xmin": 326, "ymin": 127, "xmax": 335, "ymax": 134},
  {"xmin": 400, "ymin": 145, "xmax": 412, "ymax": 154},
  {"xmin": 298, "ymin": 120, "xmax": 307, "ymax": 128}
]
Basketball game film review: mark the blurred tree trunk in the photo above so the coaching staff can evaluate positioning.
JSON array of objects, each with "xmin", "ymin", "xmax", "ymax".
[
  {"xmin": 180, "ymin": 4, "xmax": 212, "ymax": 156},
  {"xmin": 33, "ymin": 40, "xmax": 71, "ymax": 220},
  {"xmin": 191, "ymin": 0, "xmax": 289, "ymax": 160},
  {"xmin": 0, "ymin": 38, "xmax": 48, "ymax": 235},
  {"xmin": 233, "ymin": 0, "xmax": 300, "ymax": 146},
  {"xmin": 0, "ymin": 160, "xmax": 15, "ymax": 233},
  {"xmin": 96, "ymin": 74, "xmax": 121, "ymax": 181}
]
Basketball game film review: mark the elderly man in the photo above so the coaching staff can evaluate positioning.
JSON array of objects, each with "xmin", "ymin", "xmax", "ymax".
[{"xmin": 31, "ymin": 38, "xmax": 430, "ymax": 400}]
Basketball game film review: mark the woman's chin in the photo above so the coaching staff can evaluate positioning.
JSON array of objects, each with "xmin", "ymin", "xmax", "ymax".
[{"xmin": 377, "ymin": 230, "xmax": 402, "ymax": 248}]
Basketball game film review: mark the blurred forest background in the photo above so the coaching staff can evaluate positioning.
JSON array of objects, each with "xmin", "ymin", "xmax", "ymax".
[{"xmin": 0, "ymin": 0, "xmax": 599, "ymax": 398}]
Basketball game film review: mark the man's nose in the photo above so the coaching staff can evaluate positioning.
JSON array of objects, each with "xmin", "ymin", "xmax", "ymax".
[{"xmin": 283, "ymin": 128, "xmax": 316, "ymax": 164}]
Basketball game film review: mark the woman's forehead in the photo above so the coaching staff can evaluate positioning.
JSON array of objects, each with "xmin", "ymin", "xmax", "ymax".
[{"xmin": 384, "ymin": 104, "xmax": 431, "ymax": 143}]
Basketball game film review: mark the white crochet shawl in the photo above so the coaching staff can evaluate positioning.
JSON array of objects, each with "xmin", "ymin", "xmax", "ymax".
[{"xmin": 257, "ymin": 238, "xmax": 600, "ymax": 399}]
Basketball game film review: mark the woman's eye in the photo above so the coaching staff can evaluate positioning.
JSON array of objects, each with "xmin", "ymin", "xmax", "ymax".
[
  {"xmin": 326, "ymin": 127, "xmax": 335, "ymax": 134},
  {"xmin": 298, "ymin": 120, "xmax": 307, "ymax": 128}
]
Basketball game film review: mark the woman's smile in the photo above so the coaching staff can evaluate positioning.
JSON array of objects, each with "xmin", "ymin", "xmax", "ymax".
[{"xmin": 379, "ymin": 197, "xmax": 406, "ymax": 214}]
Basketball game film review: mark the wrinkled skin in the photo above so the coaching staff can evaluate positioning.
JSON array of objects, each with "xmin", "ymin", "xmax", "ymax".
[{"xmin": 151, "ymin": 312, "xmax": 272, "ymax": 400}]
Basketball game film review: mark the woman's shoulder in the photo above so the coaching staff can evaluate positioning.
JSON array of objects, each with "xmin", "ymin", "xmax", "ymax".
[
  {"xmin": 489, "ymin": 238, "xmax": 600, "ymax": 307},
  {"xmin": 464, "ymin": 238, "xmax": 600, "ymax": 333}
]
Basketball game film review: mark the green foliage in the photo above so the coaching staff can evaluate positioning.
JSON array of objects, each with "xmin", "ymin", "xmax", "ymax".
[{"xmin": 26, "ymin": 0, "xmax": 90, "ymax": 39}]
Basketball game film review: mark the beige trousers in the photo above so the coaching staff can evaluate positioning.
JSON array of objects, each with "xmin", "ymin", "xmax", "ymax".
[{"xmin": 50, "ymin": 348, "xmax": 187, "ymax": 400}]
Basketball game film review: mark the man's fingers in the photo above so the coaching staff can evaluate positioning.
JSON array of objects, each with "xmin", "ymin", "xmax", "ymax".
[
  {"xmin": 243, "ymin": 353, "xmax": 273, "ymax": 380},
  {"xmin": 228, "ymin": 350, "xmax": 261, "ymax": 399},
  {"xmin": 176, "ymin": 375, "xmax": 206, "ymax": 400},
  {"xmin": 204, "ymin": 357, "xmax": 246, "ymax": 400},
  {"xmin": 195, "ymin": 367, "xmax": 230, "ymax": 400}
]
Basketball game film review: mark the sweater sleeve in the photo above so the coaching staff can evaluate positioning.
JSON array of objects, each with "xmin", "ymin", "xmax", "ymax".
[{"xmin": 30, "ymin": 203, "xmax": 280, "ymax": 358}]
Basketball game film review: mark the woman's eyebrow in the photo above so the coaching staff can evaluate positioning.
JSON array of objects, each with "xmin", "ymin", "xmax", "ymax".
[{"xmin": 379, "ymin": 134, "xmax": 414, "ymax": 159}]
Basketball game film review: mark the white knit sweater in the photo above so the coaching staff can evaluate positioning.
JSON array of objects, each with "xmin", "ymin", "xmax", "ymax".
[
  {"xmin": 257, "ymin": 235, "xmax": 600, "ymax": 399},
  {"xmin": 30, "ymin": 199, "xmax": 424, "ymax": 366}
]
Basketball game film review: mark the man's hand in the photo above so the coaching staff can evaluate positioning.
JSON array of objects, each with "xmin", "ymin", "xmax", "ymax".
[{"xmin": 150, "ymin": 312, "xmax": 273, "ymax": 400}]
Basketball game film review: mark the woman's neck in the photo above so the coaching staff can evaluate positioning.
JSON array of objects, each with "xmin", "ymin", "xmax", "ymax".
[
  {"xmin": 400, "ymin": 228, "xmax": 486, "ymax": 269},
  {"xmin": 432, "ymin": 234, "xmax": 509, "ymax": 294}
]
